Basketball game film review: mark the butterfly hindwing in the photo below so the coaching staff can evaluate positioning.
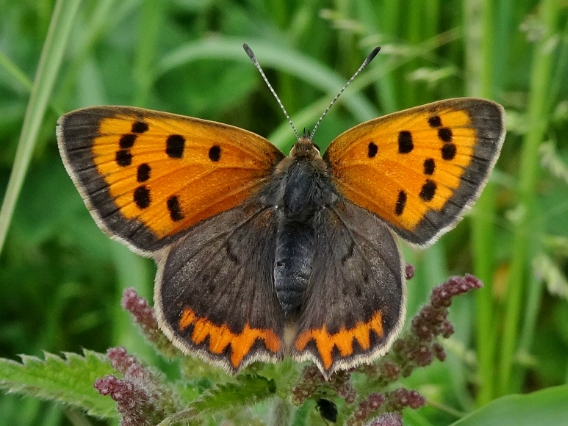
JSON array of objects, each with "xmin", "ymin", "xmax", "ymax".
[
  {"xmin": 57, "ymin": 106, "xmax": 284, "ymax": 255},
  {"xmin": 292, "ymin": 199, "xmax": 406, "ymax": 378},
  {"xmin": 324, "ymin": 98, "xmax": 505, "ymax": 246},
  {"xmin": 155, "ymin": 199, "xmax": 285, "ymax": 373}
]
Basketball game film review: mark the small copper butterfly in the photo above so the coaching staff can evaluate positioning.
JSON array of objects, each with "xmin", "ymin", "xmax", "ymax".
[{"xmin": 57, "ymin": 45, "xmax": 505, "ymax": 379}]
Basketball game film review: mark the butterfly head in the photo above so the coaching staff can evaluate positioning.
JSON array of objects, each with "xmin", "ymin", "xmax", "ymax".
[{"xmin": 290, "ymin": 131, "xmax": 321, "ymax": 160}]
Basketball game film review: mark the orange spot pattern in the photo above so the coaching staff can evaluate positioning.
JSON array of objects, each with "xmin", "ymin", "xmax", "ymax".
[
  {"xmin": 92, "ymin": 112, "xmax": 281, "ymax": 238},
  {"xmin": 294, "ymin": 311, "xmax": 384, "ymax": 370},
  {"xmin": 327, "ymin": 107, "xmax": 477, "ymax": 233},
  {"xmin": 179, "ymin": 308, "xmax": 281, "ymax": 368}
]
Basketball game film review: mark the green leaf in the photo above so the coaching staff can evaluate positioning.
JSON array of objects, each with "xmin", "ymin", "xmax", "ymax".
[
  {"xmin": 159, "ymin": 374, "xmax": 276, "ymax": 425},
  {"xmin": 451, "ymin": 385, "xmax": 568, "ymax": 426},
  {"xmin": 0, "ymin": 350, "xmax": 117, "ymax": 418},
  {"xmin": 193, "ymin": 373, "xmax": 276, "ymax": 412}
]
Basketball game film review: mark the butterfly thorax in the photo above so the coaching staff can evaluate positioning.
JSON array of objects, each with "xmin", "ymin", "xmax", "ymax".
[{"xmin": 271, "ymin": 137, "xmax": 337, "ymax": 317}]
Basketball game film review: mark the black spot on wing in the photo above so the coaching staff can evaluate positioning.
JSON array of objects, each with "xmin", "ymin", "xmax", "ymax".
[
  {"xmin": 428, "ymin": 115, "xmax": 442, "ymax": 127},
  {"xmin": 395, "ymin": 190, "xmax": 407, "ymax": 216},
  {"xmin": 137, "ymin": 163, "xmax": 151, "ymax": 182},
  {"xmin": 442, "ymin": 143, "xmax": 457, "ymax": 160},
  {"xmin": 116, "ymin": 149, "xmax": 132, "ymax": 166},
  {"xmin": 166, "ymin": 135, "xmax": 185, "ymax": 158},
  {"xmin": 419, "ymin": 180, "xmax": 436, "ymax": 201},
  {"xmin": 119, "ymin": 134, "xmax": 137, "ymax": 148},
  {"xmin": 134, "ymin": 186, "xmax": 151, "ymax": 208},
  {"xmin": 131, "ymin": 121, "xmax": 148, "ymax": 133},
  {"xmin": 167, "ymin": 195, "xmax": 184, "ymax": 222},
  {"xmin": 209, "ymin": 145, "xmax": 221, "ymax": 162},
  {"xmin": 423, "ymin": 158, "xmax": 435, "ymax": 175},
  {"xmin": 368, "ymin": 142, "xmax": 378, "ymax": 158},
  {"xmin": 438, "ymin": 128, "xmax": 453, "ymax": 143},
  {"xmin": 398, "ymin": 131, "xmax": 413, "ymax": 153}
]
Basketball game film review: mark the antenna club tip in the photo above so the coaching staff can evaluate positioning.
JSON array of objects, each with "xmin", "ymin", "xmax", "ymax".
[
  {"xmin": 367, "ymin": 46, "xmax": 381, "ymax": 62},
  {"xmin": 243, "ymin": 43, "xmax": 254, "ymax": 59}
]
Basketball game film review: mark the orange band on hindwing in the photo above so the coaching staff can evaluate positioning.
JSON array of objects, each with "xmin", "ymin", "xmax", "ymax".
[
  {"xmin": 179, "ymin": 307, "xmax": 282, "ymax": 368},
  {"xmin": 294, "ymin": 311, "xmax": 384, "ymax": 370}
]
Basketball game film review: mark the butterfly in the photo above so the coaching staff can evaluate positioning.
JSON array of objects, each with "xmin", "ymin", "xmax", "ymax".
[{"xmin": 57, "ymin": 45, "xmax": 505, "ymax": 379}]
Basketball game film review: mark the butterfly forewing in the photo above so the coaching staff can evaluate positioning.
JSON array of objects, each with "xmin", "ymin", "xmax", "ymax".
[
  {"xmin": 57, "ymin": 106, "xmax": 284, "ymax": 255},
  {"xmin": 324, "ymin": 98, "xmax": 505, "ymax": 246}
]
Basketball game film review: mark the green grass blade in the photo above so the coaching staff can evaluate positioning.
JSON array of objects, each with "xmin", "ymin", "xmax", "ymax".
[
  {"xmin": 0, "ymin": 0, "xmax": 81, "ymax": 255},
  {"xmin": 498, "ymin": 0, "xmax": 560, "ymax": 396},
  {"xmin": 0, "ymin": 50, "xmax": 33, "ymax": 92},
  {"xmin": 131, "ymin": 0, "xmax": 164, "ymax": 106},
  {"xmin": 463, "ymin": 0, "xmax": 500, "ymax": 405}
]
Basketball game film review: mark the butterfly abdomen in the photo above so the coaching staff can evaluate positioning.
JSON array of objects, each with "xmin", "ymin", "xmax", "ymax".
[{"xmin": 274, "ymin": 221, "xmax": 315, "ymax": 315}]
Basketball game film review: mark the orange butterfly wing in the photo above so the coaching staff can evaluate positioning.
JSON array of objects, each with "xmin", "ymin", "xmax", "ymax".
[
  {"xmin": 57, "ymin": 107, "xmax": 284, "ymax": 254},
  {"xmin": 324, "ymin": 98, "xmax": 505, "ymax": 246}
]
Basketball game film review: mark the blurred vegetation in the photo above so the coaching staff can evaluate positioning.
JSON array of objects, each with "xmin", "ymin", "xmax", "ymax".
[{"xmin": 0, "ymin": 0, "xmax": 567, "ymax": 424}]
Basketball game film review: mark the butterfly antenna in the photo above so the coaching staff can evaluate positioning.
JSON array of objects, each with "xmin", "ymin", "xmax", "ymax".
[
  {"xmin": 309, "ymin": 46, "xmax": 381, "ymax": 140},
  {"xmin": 243, "ymin": 44, "xmax": 301, "ymax": 141}
]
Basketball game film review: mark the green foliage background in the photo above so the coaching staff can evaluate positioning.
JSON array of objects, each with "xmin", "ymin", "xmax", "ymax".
[{"xmin": 1, "ymin": 0, "xmax": 567, "ymax": 424}]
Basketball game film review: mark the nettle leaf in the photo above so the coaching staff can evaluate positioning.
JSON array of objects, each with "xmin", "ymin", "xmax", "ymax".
[
  {"xmin": 160, "ymin": 374, "xmax": 277, "ymax": 425},
  {"xmin": 0, "ymin": 350, "xmax": 116, "ymax": 418},
  {"xmin": 193, "ymin": 374, "xmax": 277, "ymax": 411}
]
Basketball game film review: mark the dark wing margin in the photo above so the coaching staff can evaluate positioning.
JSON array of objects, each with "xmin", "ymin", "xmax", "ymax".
[
  {"xmin": 292, "ymin": 200, "xmax": 406, "ymax": 378},
  {"xmin": 397, "ymin": 99, "xmax": 505, "ymax": 246},
  {"xmin": 155, "ymin": 201, "xmax": 286, "ymax": 373},
  {"xmin": 57, "ymin": 106, "xmax": 284, "ymax": 256}
]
